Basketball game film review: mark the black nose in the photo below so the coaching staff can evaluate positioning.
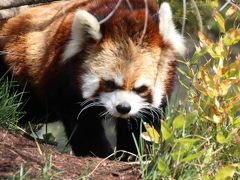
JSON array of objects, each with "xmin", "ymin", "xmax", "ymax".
[{"xmin": 116, "ymin": 102, "xmax": 131, "ymax": 114}]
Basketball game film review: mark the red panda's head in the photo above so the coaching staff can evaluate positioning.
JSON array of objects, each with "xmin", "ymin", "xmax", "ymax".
[{"xmin": 62, "ymin": 2, "xmax": 185, "ymax": 119}]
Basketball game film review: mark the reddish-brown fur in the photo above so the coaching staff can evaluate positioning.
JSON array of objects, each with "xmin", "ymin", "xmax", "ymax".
[
  {"xmin": 0, "ymin": 0, "xmax": 173, "ymax": 97},
  {"xmin": 0, "ymin": 0, "xmax": 179, "ymax": 158}
]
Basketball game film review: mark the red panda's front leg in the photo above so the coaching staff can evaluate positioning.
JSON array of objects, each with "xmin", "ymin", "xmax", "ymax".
[{"xmin": 59, "ymin": 104, "xmax": 115, "ymax": 158}]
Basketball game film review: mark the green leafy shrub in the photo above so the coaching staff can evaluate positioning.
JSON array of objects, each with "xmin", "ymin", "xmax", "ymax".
[{"xmin": 140, "ymin": 7, "xmax": 240, "ymax": 179}]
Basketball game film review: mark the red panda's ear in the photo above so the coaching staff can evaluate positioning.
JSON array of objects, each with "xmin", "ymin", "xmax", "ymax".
[
  {"xmin": 158, "ymin": 3, "xmax": 186, "ymax": 56},
  {"xmin": 62, "ymin": 10, "xmax": 102, "ymax": 62}
]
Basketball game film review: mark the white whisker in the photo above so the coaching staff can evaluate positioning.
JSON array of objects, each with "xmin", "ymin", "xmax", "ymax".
[
  {"xmin": 137, "ymin": 110, "xmax": 149, "ymax": 120},
  {"xmin": 99, "ymin": 110, "xmax": 110, "ymax": 117},
  {"xmin": 150, "ymin": 107, "xmax": 161, "ymax": 120},
  {"xmin": 77, "ymin": 101, "xmax": 103, "ymax": 120},
  {"xmin": 79, "ymin": 97, "xmax": 100, "ymax": 106}
]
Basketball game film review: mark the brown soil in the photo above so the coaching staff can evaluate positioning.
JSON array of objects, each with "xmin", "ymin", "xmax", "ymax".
[{"xmin": 0, "ymin": 127, "xmax": 141, "ymax": 179}]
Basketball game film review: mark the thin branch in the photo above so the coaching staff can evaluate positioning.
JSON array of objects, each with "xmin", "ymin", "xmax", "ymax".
[
  {"xmin": 125, "ymin": 0, "xmax": 133, "ymax": 11},
  {"xmin": 85, "ymin": 150, "xmax": 139, "ymax": 178},
  {"xmin": 181, "ymin": 0, "xmax": 186, "ymax": 35},
  {"xmin": 219, "ymin": 0, "xmax": 231, "ymax": 11},
  {"xmin": 229, "ymin": 1, "xmax": 240, "ymax": 11},
  {"xmin": 218, "ymin": 0, "xmax": 240, "ymax": 11},
  {"xmin": 191, "ymin": 0, "xmax": 203, "ymax": 32},
  {"xmin": 138, "ymin": 0, "xmax": 148, "ymax": 45},
  {"xmin": 99, "ymin": 0, "xmax": 123, "ymax": 24},
  {"xmin": 219, "ymin": 0, "xmax": 240, "ymax": 11}
]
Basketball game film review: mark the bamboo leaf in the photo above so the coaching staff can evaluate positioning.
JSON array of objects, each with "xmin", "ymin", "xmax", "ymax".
[
  {"xmin": 181, "ymin": 151, "xmax": 203, "ymax": 162},
  {"xmin": 217, "ymin": 125, "xmax": 226, "ymax": 143},
  {"xmin": 214, "ymin": 11, "xmax": 225, "ymax": 33},
  {"xmin": 226, "ymin": 5, "xmax": 238, "ymax": 17},
  {"xmin": 141, "ymin": 123, "xmax": 160, "ymax": 144},
  {"xmin": 223, "ymin": 28, "xmax": 240, "ymax": 46},
  {"xmin": 157, "ymin": 159, "xmax": 169, "ymax": 177},
  {"xmin": 161, "ymin": 120, "xmax": 174, "ymax": 144},
  {"xmin": 185, "ymin": 111, "xmax": 198, "ymax": 128},
  {"xmin": 198, "ymin": 32, "xmax": 213, "ymax": 47},
  {"xmin": 215, "ymin": 165, "xmax": 237, "ymax": 180},
  {"xmin": 173, "ymin": 114, "xmax": 184, "ymax": 129}
]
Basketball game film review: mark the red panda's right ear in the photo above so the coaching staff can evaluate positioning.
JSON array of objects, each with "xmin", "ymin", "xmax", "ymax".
[
  {"xmin": 158, "ymin": 3, "xmax": 186, "ymax": 56},
  {"xmin": 62, "ymin": 10, "xmax": 102, "ymax": 62}
]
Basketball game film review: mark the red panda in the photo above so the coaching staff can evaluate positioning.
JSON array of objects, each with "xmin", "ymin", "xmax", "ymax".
[{"xmin": 0, "ymin": 0, "xmax": 185, "ymax": 158}]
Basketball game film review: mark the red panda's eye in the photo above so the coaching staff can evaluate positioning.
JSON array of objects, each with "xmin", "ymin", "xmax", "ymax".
[
  {"xmin": 104, "ymin": 80, "xmax": 117, "ymax": 92},
  {"xmin": 134, "ymin": 85, "xmax": 148, "ymax": 94}
]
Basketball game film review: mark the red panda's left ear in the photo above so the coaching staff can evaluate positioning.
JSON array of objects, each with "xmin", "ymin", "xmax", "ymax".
[
  {"xmin": 62, "ymin": 10, "xmax": 102, "ymax": 62},
  {"xmin": 158, "ymin": 3, "xmax": 186, "ymax": 56}
]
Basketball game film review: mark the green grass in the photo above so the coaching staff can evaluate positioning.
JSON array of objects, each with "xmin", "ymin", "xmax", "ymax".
[
  {"xmin": 0, "ymin": 76, "xmax": 24, "ymax": 132},
  {"xmin": 138, "ymin": 8, "xmax": 240, "ymax": 180}
]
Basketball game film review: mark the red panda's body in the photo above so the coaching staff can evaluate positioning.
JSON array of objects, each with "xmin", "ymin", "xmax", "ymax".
[{"xmin": 0, "ymin": 0, "xmax": 185, "ymax": 158}]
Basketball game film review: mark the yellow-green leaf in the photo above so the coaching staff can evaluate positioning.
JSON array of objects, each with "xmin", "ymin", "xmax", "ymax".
[
  {"xmin": 198, "ymin": 32, "xmax": 213, "ymax": 47},
  {"xmin": 172, "ymin": 112, "xmax": 198, "ymax": 130},
  {"xmin": 203, "ymin": 147, "xmax": 213, "ymax": 164},
  {"xmin": 223, "ymin": 28, "xmax": 240, "ymax": 46},
  {"xmin": 181, "ymin": 151, "xmax": 203, "ymax": 162},
  {"xmin": 210, "ymin": 0, "xmax": 218, "ymax": 8},
  {"xmin": 176, "ymin": 138, "xmax": 200, "ymax": 150},
  {"xmin": 185, "ymin": 111, "xmax": 198, "ymax": 128},
  {"xmin": 214, "ymin": 11, "xmax": 225, "ymax": 33},
  {"xmin": 173, "ymin": 114, "xmax": 184, "ymax": 129},
  {"xmin": 141, "ymin": 123, "xmax": 160, "ymax": 144},
  {"xmin": 161, "ymin": 120, "xmax": 174, "ymax": 144},
  {"xmin": 217, "ymin": 125, "xmax": 226, "ymax": 144},
  {"xmin": 171, "ymin": 149, "xmax": 186, "ymax": 161},
  {"xmin": 157, "ymin": 159, "xmax": 169, "ymax": 177},
  {"xmin": 220, "ymin": 80, "xmax": 232, "ymax": 96},
  {"xmin": 233, "ymin": 116, "xmax": 240, "ymax": 127},
  {"xmin": 192, "ymin": 46, "xmax": 207, "ymax": 64},
  {"xmin": 215, "ymin": 165, "xmax": 236, "ymax": 180},
  {"xmin": 226, "ymin": 5, "xmax": 238, "ymax": 17},
  {"xmin": 203, "ymin": 175, "xmax": 211, "ymax": 180},
  {"xmin": 194, "ymin": 83, "xmax": 209, "ymax": 96}
]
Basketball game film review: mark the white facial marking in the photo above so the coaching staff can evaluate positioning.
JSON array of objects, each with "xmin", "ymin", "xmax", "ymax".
[
  {"xmin": 152, "ymin": 80, "xmax": 165, "ymax": 107},
  {"xmin": 103, "ymin": 75, "xmax": 123, "ymax": 87},
  {"xmin": 62, "ymin": 10, "xmax": 102, "ymax": 62},
  {"xmin": 134, "ymin": 78, "xmax": 164, "ymax": 108},
  {"xmin": 158, "ymin": 2, "xmax": 186, "ymax": 56},
  {"xmin": 102, "ymin": 117, "xmax": 117, "ymax": 149},
  {"xmin": 81, "ymin": 73, "xmax": 100, "ymax": 99},
  {"xmin": 114, "ymin": 75, "xmax": 123, "ymax": 87},
  {"xmin": 100, "ymin": 90, "xmax": 147, "ymax": 118},
  {"xmin": 152, "ymin": 53, "xmax": 174, "ymax": 107}
]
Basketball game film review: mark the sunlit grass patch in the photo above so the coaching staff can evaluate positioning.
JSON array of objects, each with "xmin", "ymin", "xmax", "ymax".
[{"xmin": 139, "ymin": 7, "xmax": 240, "ymax": 179}]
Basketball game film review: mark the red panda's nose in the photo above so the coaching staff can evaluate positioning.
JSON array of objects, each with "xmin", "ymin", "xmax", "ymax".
[{"xmin": 116, "ymin": 102, "xmax": 131, "ymax": 114}]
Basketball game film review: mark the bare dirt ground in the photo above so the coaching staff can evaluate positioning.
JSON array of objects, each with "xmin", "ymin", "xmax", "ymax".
[{"xmin": 0, "ymin": 127, "xmax": 140, "ymax": 179}]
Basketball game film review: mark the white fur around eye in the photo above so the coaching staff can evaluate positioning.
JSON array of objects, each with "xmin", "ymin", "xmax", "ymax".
[
  {"xmin": 134, "ymin": 78, "xmax": 152, "ymax": 89},
  {"xmin": 81, "ymin": 73, "xmax": 100, "ymax": 99},
  {"xmin": 114, "ymin": 75, "xmax": 123, "ymax": 87},
  {"xmin": 152, "ymin": 80, "xmax": 164, "ymax": 108},
  {"xmin": 102, "ymin": 75, "xmax": 123, "ymax": 87}
]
